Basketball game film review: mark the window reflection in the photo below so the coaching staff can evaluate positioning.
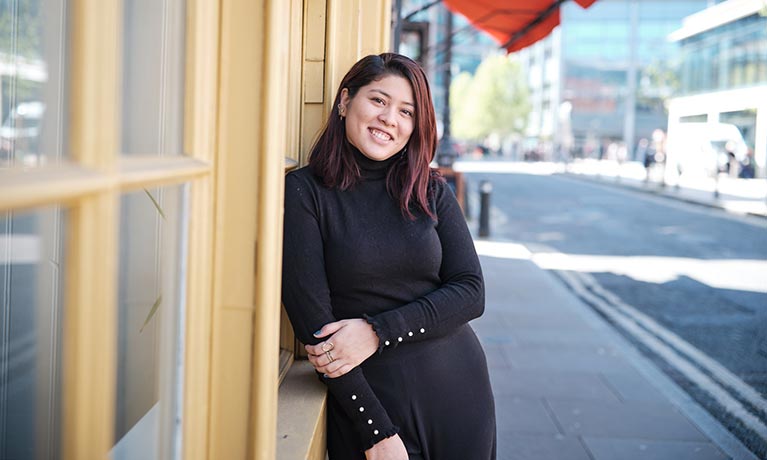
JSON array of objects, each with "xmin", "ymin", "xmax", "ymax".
[
  {"xmin": 113, "ymin": 185, "xmax": 187, "ymax": 460},
  {"xmin": 0, "ymin": 207, "xmax": 66, "ymax": 460},
  {"xmin": 121, "ymin": 0, "xmax": 186, "ymax": 156},
  {"xmin": 0, "ymin": 0, "xmax": 67, "ymax": 168},
  {"xmin": 679, "ymin": 13, "xmax": 767, "ymax": 94}
]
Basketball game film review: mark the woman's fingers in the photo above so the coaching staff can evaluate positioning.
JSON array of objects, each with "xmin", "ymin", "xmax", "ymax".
[
  {"xmin": 307, "ymin": 351, "xmax": 352, "ymax": 377},
  {"xmin": 307, "ymin": 347, "xmax": 341, "ymax": 367},
  {"xmin": 304, "ymin": 339, "xmax": 335, "ymax": 356},
  {"xmin": 312, "ymin": 359, "xmax": 347, "ymax": 376},
  {"xmin": 312, "ymin": 320, "xmax": 345, "ymax": 339},
  {"xmin": 323, "ymin": 363, "xmax": 352, "ymax": 378}
]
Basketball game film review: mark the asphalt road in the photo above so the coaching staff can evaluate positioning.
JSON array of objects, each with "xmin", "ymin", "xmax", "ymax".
[{"xmin": 464, "ymin": 169, "xmax": 767, "ymax": 454}]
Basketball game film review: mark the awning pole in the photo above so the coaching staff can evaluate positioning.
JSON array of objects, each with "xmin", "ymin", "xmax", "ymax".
[{"xmin": 437, "ymin": 8, "xmax": 455, "ymax": 167}]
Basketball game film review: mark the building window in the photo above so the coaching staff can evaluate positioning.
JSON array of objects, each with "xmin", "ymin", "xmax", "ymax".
[
  {"xmin": 113, "ymin": 185, "xmax": 187, "ymax": 459},
  {"xmin": 0, "ymin": 207, "xmax": 66, "ymax": 460}
]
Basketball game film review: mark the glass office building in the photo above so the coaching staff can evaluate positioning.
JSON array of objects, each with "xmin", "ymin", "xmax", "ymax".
[
  {"xmin": 667, "ymin": 0, "xmax": 767, "ymax": 177},
  {"xmin": 519, "ymin": 0, "xmax": 709, "ymax": 160},
  {"xmin": 562, "ymin": 0, "xmax": 708, "ymax": 158}
]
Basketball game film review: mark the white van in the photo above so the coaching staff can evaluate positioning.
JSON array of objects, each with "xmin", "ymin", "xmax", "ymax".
[{"xmin": 669, "ymin": 122, "xmax": 748, "ymax": 177}]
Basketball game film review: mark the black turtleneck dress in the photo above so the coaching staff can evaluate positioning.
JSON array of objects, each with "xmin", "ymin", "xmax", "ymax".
[{"xmin": 282, "ymin": 149, "xmax": 496, "ymax": 460}]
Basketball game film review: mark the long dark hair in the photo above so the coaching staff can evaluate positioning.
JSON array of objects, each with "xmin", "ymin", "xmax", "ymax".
[{"xmin": 308, "ymin": 53, "xmax": 440, "ymax": 220}]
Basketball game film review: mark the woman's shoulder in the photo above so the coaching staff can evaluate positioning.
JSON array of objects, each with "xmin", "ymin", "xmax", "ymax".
[
  {"xmin": 427, "ymin": 169, "xmax": 450, "ymax": 198},
  {"xmin": 286, "ymin": 165, "xmax": 322, "ymax": 187},
  {"xmin": 285, "ymin": 165, "xmax": 325, "ymax": 201}
]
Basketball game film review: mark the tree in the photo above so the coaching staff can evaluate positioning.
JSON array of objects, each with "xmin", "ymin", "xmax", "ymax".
[
  {"xmin": 0, "ymin": 1, "xmax": 42, "ymax": 59},
  {"xmin": 450, "ymin": 54, "xmax": 530, "ymax": 141},
  {"xmin": 449, "ymin": 71, "xmax": 473, "ymax": 136},
  {"xmin": 638, "ymin": 59, "xmax": 680, "ymax": 114}
]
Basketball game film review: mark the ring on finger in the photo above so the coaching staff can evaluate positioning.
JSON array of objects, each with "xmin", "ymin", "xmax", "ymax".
[
  {"xmin": 325, "ymin": 350, "xmax": 334, "ymax": 363},
  {"xmin": 321, "ymin": 341, "xmax": 334, "ymax": 352}
]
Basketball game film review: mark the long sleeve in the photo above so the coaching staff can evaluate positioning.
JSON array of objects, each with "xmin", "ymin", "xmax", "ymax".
[
  {"xmin": 364, "ymin": 179, "xmax": 485, "ymax": 352},
  {"xmin": 281, "ymin": 171, "xmax": 398, "ymax": 449}
]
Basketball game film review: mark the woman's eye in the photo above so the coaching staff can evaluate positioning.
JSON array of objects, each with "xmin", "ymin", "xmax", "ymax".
[
  {"xmin": 372, "ymin": 97, "xmax": 384, "ymax": 104},
  {"xmin": 401, "ymin": 109, "xmax": 413, "ymax": 117}
]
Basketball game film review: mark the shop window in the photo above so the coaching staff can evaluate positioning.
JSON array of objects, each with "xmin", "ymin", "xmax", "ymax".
[
  {"xmin": 112, "ymin": 185, "xmax": 187, "ymax": 460},
  {"xmin": 121, "ymin": 0, "xmax": 186, "ymax": 157},
  {"xmin": 0, "ymin": 0, "xmax": 67, "ymax": 168},
  {"xmin": 0, "ymin": 207, "xmax": 66, "ymax": 460}
]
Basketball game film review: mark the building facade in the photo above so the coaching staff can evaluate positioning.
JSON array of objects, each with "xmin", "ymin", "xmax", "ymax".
[
  {"xmin": 666, "ymin": 0, "xmax": 767, "ymax": 178},
  {"xmin": 518, "ymin": 0, "xmax": 709, "ymax": 161},
  {"xmin": 0, "ymin": 1, "xmax": 391, "ymax": 459}
]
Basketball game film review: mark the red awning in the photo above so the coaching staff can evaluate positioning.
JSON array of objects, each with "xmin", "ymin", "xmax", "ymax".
[{"xmin": 443, "ymin": 0, "xmax": 597, "ymax": 53}]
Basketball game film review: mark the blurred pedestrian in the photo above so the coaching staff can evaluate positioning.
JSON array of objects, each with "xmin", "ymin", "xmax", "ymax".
[
  {"xmin": 739, "ymin": 148, "xmax": 756, "ymax": 179},
  {"xmin": 724, "ymin": 140, "xmax": 739, "ymax": 177},
  {"xmin": 282, "ymin": 53, "xmax": 496, "ymax": 460},
  {"xmin": 637, "ymin": 138, "xmax": 653, "ymax": 182}
]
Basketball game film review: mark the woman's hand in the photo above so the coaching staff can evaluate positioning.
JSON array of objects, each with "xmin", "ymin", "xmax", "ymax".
[
  {"xmin": 305, "ymin": 319, "xmax": 379, "ymax": 378},
  {"xmin": 365, "ymin": 434, "xmax": 408, "ymax": 460}
]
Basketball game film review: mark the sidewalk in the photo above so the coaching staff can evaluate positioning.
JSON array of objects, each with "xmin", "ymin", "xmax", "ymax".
[
  {"xmin": 470, "ymin": 240, "xmax": 759, "ymax": 460},
  {"xmin": 563, "ymin": 159, "xmax": 767, "ymax": 219}
]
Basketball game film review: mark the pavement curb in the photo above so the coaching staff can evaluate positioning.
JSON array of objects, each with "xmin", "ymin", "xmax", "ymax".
[
  {"xmin": 547, "ymin": 267, "xmax": 762, "ymax": 460},
  {"xmin": 560, "ymin": 172, "xmax": 767, "ymax": 220}
]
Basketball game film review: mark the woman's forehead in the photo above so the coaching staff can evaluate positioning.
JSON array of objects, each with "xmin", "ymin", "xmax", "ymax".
[{"xmin": 361, "ymin": 75, "xmax": 414, "ymax": 101}]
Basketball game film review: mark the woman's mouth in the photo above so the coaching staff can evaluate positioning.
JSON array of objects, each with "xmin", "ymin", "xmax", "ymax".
[{"xmin": 369, "ymin": 128, "xmax": 393, "ymax": 142}]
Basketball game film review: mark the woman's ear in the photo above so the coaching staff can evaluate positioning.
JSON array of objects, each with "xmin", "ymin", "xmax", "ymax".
[{"xmin": 339, "ymin": 88, "xmax": 350, "ymax": 112}]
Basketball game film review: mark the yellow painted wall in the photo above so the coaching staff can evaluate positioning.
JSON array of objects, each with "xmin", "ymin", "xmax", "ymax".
[{"xmin": 206, "ymin": 1, "xmax": 392, "ymax": 456}]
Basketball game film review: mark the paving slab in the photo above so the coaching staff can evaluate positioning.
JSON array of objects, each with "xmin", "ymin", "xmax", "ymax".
[
  {"xmin": 494, "ymin": 395, "xmax": 561, "ymax": 435},
  {"xmin": 600, "ymin": 370, "xmax": 671, "ymax": 403},
  {"xmin": 583, "ymin": 437, "xmax": 729, "ymax": 460},
  {"xmin": 547, "ymin": 400, "xmax": 708, "ymax": 441},
  {"xmin": 502, "ymin": 347, "xmax": 636, "ymax": 374},
  {"xmin": 508, "ymin": 328, "xmax": 617, "ymax": 348},
  {"xmin": 489, "ymin": 368, "xmax": 621, "ymax": 402},
  {"xmin": 496, "ymin": 433, "xmax": 592, "ymax": 460}
]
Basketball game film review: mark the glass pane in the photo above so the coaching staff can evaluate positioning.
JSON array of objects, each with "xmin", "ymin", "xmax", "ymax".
[
  {"xmin": 121, "ymin": 0, "xmax": 186, "ymax": 156},
  {"xmin": 0, "ymin": 207, "xmax": 66, "ymax": 459},
  {"xmin": 112, "ymin": 185, "xmax": 187, "ymax": 460},
  {"xmin": 0, "ymin": 1, "xmax": 68, "ymax": 168}
]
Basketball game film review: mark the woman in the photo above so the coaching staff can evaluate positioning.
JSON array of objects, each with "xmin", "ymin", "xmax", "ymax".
[{"xmin": 282, "ymin": 53, "xmax": 496, "ymax": 460}]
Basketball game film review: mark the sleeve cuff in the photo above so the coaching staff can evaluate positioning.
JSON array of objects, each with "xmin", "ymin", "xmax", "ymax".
[
  {"xmin": 364, "ymin": 310, "xmax": 429, "ymax": 353},
  {"xmin": 321, "ymin": 368, "xmax": 399, "ymax": 449},
  {"xmin": 363, "ymin": 313, "xmax": 393, "ymax": 354},
  {"xmin": 362, "ymin": 424, "xmax": 400, "ymax": 451}
]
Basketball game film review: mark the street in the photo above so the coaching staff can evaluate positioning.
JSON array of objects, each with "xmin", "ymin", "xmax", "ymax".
[{"xmin": 463, "ymin": 166, "xmax": 767, "ymax": 457}]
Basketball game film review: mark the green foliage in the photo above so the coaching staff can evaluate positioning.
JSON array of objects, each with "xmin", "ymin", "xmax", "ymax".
[
  {"xmin": 638, "ymin": 60, "xmax": 680, "ymax": 113},
  {"xmin": 450, "ymin": 54, "xmax": 530, "ymax": 140},
  {"xmin": 0, "ymin": 1, "xmax": 42, "ymax": 59}
]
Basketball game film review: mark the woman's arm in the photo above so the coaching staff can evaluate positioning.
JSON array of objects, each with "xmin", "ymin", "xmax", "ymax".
[
  {"xmin": 282, "ymin": 171, "xmax": 398, "ymax": 450},
  {"xmin": 363, "ymin": 179, "xmax": 485, "ymax": 352}
]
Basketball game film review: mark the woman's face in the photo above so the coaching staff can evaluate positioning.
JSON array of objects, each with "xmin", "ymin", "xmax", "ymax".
[{"xmin": 340, "ymin": 74, "xmax": 415, "ymax": 162}]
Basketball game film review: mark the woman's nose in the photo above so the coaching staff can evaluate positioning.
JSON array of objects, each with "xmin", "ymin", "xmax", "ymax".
[{"xmin": 378, "ymin": 107, "xmax": 396, "ymax": 126}]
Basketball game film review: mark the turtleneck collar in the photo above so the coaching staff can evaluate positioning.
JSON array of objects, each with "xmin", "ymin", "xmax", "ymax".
[{"xmin": 351, "ymin": 144, "xmax": 400, "ymax": 180}]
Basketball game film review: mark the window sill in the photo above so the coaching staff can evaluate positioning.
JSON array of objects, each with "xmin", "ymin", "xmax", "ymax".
[{"xmin": 276, "ymin": 360, "xmax": 327, "ymax": 460}]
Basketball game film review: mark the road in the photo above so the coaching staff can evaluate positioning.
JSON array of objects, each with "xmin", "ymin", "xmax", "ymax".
[{"xmin": 463, "ymin": 167, "xmax": 767, "ymax": 455}]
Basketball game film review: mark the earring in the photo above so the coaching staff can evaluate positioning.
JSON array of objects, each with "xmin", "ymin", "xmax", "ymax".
[
  {"xmin": 338, "ymin": 104, "xmax": 345, "ymax": 118},
  {"xmin": 399, "ymin": 147, "xmax": 408, "ymax": 159}
]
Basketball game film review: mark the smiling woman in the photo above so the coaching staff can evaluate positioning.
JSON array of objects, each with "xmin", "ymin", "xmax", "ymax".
[
  {"xmin": 339, "ymin": 75, "xmax": 415, "ymax": 162},
  {"xmin": 282, "ymin": 53, "xmax": 497, "ymax": 460}
]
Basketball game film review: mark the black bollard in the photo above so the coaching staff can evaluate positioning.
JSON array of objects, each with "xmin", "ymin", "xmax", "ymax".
[
  {"xmin": 463, "ymin": 178, "xmax": 471, "ymax": 219},
  {"xmin": 479, "ymin": 180, "xmax": 492, "ymax": 237}
]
